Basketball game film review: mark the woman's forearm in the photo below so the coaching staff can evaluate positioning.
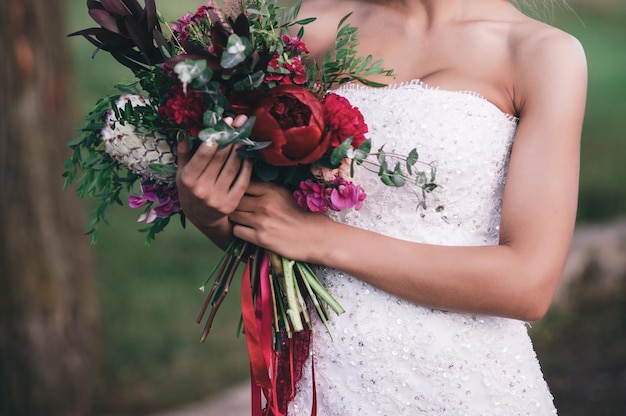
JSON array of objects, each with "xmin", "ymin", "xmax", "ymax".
[{"xmin": 307, "ymin": 219, "xmax": 567, "ymax": 322}]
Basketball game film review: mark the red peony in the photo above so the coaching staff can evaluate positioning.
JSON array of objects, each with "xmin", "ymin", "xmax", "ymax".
[
  {"xmin": 323, "ymin": 93, "xmax": 368, "ymax": 148},
  {"xmin": 251, "ymin": 85, "xmax": 330, "ymax": 166}
]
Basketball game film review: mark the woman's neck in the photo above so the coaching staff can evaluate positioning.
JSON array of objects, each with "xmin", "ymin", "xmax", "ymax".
[{"xmin": 345, "ymin": 0, "xmax": 510, "ymax": 25}]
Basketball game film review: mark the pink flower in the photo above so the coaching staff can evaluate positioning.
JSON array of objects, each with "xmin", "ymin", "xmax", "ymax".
[
  {"xmin": 171, "ymin": 1, "xmax": 217, "ymax": 41},
  {"xmin": 293, "ymin": 181, "xmax": 329, "ymax": 213},
  {"xmin": 327, "ymin": 177, "xmax": 366, "ymax": 211},
  {"xmin": 281, "ymin": 35, "xmax": 309, "ymax": 54},
  {"xmin": 293, "ymin": 177, "xmax": 366, "ymax": 213}
]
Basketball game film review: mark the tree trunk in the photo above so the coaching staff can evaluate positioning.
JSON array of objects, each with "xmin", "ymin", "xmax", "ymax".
[{"xmin": 0, "ymin": 1, "xmax": 99, "ymax": 415}]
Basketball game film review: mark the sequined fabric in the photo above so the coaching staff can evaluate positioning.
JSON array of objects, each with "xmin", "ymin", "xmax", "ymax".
[{"xmin": 289, "ymin": 81, "xmax": 557, "ymax": 415}]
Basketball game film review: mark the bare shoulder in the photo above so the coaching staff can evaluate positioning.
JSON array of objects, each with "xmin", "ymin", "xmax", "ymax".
[
  {"xmin": 296, "ymin": 0, "xmax": 355, "ymax": 61},
  {"xmin": 508, "ymin": 17, "xmax": 587, "ymax": 113}
]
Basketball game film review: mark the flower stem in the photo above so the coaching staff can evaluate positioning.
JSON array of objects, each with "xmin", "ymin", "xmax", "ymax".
[
  {"xmin": 281, "ymin": 257, "xmax": 304, "ymax": 332},
  {"xmin": 297, "ymin": 262, "xmax": 345, "ymax": 315}
]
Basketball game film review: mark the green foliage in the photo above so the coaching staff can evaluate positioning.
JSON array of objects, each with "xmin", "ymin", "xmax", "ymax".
[
  {"xmin": 63, "ymin": 94, "xmax": 134, "ymax": 242},
  {"xmin": 62, "ymin": 79, "xmax": 181, "ymax": 244},
  {"xmin": 308, "ymin": 12, "xmax": 394, "ymax": 91}
]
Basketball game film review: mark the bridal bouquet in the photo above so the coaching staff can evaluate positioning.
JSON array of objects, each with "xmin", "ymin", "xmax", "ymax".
[{"xmin": 64, "ymin": 1, "xmax": 438, "ymax": 414}]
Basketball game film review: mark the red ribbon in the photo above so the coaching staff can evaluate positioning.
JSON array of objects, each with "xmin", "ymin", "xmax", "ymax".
[
  {"xmin": 241, "ymin": 251, "xmax": 317, "ymax": 416},
  {"xmin": 242, "ymin": 252, "xmax": 285, "ymax": 416}
]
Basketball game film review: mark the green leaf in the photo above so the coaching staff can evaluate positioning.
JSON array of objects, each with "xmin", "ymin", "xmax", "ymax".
[
  {"xmin": 233, "ymin": 70, "xmax": 265, "ymax": 90},
  {"xmin": 198, "ymin": 121, "xmax": 238, "ymax": 146},
  {"xmin": 406, "ymin": 149, "xmax": 418, "ymax": 175},
  {"xmin": 293, "ymin": 17, "xmax": 316, "ymax": 25},
  {"xmin": 330, "ymin": 138, "xmax": 353, "ymax": 166},
  {"xmin": 67, "ymin": 135, "xmax": 87, "ymax": 147},
  {"xmin": 191, "ymin": 67, "xmax": 214, "ymax": 89},
  {"xmin": 391, "ymin": 163, "xmax": 406, "ymax": 187},
  {"xmin": 203, "ymin": 108, "xmax": 224, "ymax": 127},
  {"xmin": 220, "ymin": 34, "xmax": 252, "ymax": 69},
  {"xmin": 147, "ymin": 163, "xmax": 177, "ymax": 175},
  {"xmin": 254, "ymin": 163, "xmax": 279, "ymax": 182},
  {"xmin": 353, "ymin": 139, "xmax": 371, "ymax": 162}
]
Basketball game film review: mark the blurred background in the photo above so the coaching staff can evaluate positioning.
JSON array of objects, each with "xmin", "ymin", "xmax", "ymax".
[{"xmin": 1, "ymin": 0, "xmax": 625, "ymax": 415}]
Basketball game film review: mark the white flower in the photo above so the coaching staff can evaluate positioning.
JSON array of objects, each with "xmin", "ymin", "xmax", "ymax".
[{"xmin": 101, "ymin": 94, "xmax": 177, "ymax": 183}]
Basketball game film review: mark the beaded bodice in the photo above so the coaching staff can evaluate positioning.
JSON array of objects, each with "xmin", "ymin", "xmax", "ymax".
[
  {"xmin": 290, "ymin": 82, "xmax": 557, "ymax": 416},
  {"xmin": 329, "ymin": 80, "xmax": 518, "ymax": 247}
]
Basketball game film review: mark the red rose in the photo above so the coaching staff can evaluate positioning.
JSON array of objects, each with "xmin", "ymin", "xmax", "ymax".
[
  {"xmin": 251, "ymin": 85, "xmax": 330, "ymax": 166},
  {"xmin": 323, "ymin": 93, "xmax": 368, "ymax": 148}
]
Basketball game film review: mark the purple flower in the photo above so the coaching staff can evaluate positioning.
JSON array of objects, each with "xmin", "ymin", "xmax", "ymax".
[{"xmin": 128, "ymin": 180, "xmax": 181, "ymax": 223}]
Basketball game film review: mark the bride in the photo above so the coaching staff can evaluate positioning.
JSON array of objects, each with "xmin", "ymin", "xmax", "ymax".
[{"xmin": 176, "ymin": 0, "xmax": 587, "ymax": 414}]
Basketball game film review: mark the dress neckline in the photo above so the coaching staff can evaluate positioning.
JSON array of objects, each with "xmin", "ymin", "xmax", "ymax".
[{"xmin": 335, "ymin": 78, "xmax": 519, "ymax": 124}]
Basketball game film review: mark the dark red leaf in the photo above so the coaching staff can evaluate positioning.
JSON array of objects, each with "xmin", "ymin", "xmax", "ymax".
[
  {"xmin": 123, "ymin": 16, "xmax": 162, "ymax": 63},
  {"xmin": 101, "ymin": 0, "xmax": 131, "ymax": 16},
  {"xmin": 210, "ymin": 22, "xmax": 229, "ymax": 54},
  {"xmin": 110, "ymin": 50, "xmax": 147, "ymax": 72},
  {"xmin": 95, "ymin": 30, "xmax": 135, "ymax": 49},
  {"xmin": 67, "ymin": 27, "xmax": 102, "ymax": 38},
  {"xmin": 144, "ymin": 0, "xmax": 158, "ymax": 31},
  {"xmin": 121, "ymin": 0, "xmax": 143, "ymax": 18},
  {"xmin": 88, "ymin": 9, "xmax": 121, "ymax": 34},
  {"xmin": 87, "ymin": 0, "xmax": 105, "ymax": 11},
  {"xmin": 232, "ymin": 13, "xmax": 250, "ymax": 39},
  {"xmin": 152, "ymin": 27, "xmax": 169, "ymax": 53}
]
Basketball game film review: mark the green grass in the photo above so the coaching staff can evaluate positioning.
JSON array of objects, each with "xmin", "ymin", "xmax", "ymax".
[
  {"xmin": 91, "ymin": 207, "xmax": 250, "ymax": 414},
  {"xmin": 63, "ymin": 1, "xmax": 626, "ymax": 413}
]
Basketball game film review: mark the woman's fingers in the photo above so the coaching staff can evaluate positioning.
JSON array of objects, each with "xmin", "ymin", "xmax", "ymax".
[
  {"xmin": 229, "ymin": 157, "xmax": 253, "ymax": 197},
  {"xmin": 177, "ymin": 139, "xmax": 220, "ymax": 183},
  {"xmin": 176, "ymin": 136, "xmax": 192, "ymax": 168},
  {"xmin": 232, "ymin": 114, "xmax": 248, "ymax": 128}
]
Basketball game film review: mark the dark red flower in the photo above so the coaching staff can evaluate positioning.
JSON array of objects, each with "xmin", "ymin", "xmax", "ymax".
[
  {"xmin": 158, "ymin": 82, "xmax": 207, "ymax": 136},
  {"xmin": 323, "ymin": 93, "xmax": 368, "ymax": 148},
  {"xmin": 281, "ymin": 35, "xmax": 309, "ymax": 54},
  {"xmin": 251, "ymin": 85, "xmax": 330, "ymax": 166},
  {"xmin": 265, "ymin": 54, "xmax": 307, "ymax": 86}
]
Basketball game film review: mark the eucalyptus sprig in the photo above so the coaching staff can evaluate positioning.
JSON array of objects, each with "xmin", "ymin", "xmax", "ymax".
[{"xmin": 330, "ymin": 137, "xmax": 441, "ymax": 210}]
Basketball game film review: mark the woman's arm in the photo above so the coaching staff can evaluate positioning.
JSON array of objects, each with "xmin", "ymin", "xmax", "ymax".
[{"xmin": 229, "ymin": 30, "xmax": 587, "ymax": 322}]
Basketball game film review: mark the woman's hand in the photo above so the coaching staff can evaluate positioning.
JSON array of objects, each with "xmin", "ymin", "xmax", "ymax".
[
  {"xmin": 176, "ymin": 115, "xmax": 253, "ymax": 246},
  {"xmin": 229, "ymin": 181, "xmax": 331, "ymax": 263}
]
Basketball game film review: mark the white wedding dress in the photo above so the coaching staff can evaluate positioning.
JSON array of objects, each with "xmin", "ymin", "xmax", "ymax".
[{"xmin": 289, "ymin": 81, "xmax": 557, "ymax": 415}]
